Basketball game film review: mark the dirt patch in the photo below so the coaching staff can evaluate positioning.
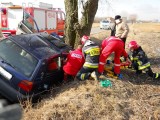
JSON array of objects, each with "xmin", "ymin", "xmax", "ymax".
[{"xmin": 22, "ymin": 23, "xmax": 160, "ymax": 120}]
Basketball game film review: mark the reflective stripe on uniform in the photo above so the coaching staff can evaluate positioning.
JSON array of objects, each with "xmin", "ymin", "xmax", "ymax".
[
  {"xmin": 85, "ymin": 47, "xmax": 100, "ymax": 54},
  {"xmin": 99, "ymin": 62, "xmax": 105, "ymax": 65},
  {"xmin": 130, "ymin": 56, "xmax": 138, "ymax": 61},
  {"xmin": 84, "ymin": 62, "xmax": 98, "ymax": 68},
  {"xmin": 133, "ymin": 57, "xmax": 138, "ymax": 60},
  {"xmin": 138, "ymin": 62, "xmax": 150, "ymax": 70},
  {"xmin": 84, "ymin": 46, "xmax": 99, "ymax": 52},
  {"xmin": 130, "ymin": 56, "xmax": 133, "ymax": 61},
  {"xmin": 114, "ymin": 63, "xmax": 121, "ymax": 66},
  {"xmin": 155, "ymin": 73, "xmax": 159, "ymax": 78},
  {"xmin": 137, "ymin": 61, "xmax": 142, "ymax": 66},
  {"xmin": 85, "ymin": 47, "xmax": 100, "ymax": 56},
  {"xmin": 81, "ymin": 74, "xmax": 85, "ymax": 80}
]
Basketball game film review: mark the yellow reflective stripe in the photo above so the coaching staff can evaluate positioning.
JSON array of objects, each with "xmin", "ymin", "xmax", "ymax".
[
  {"xmin": 130, "ymin": 56, "xmax": 138, "ymax": 61},
  {"xmin": 84, "ymin": 46, "xmax": 99, "ymax": 52},
  {"xmin": 138, "ymin": 62, "xmax": 150, "ymax": 70},
  {"xmin": 84, "ymin": 62, "xmax": 98, "ymax": 66},
  {"xmin": 133, "ymin": 57, "xmax": 138, "ymax": 60},
  {"xmin": 155, "ymin": 73, "xmax": 159, "ymax": 78},
  {"xmin": 130, "ymin": 56, "xmax": 133, "ymax": 61},
  {"xmin": 85, "ymin": 47, "xmax": 100, "ymax": 53},
  {"xmin": 85, "ymin": 48, "xmax": 100, "ymax": 56},
  {"xmin": 81, "ymin": 74, "xmax": 85, "ymax": 80},
  {"xmin": 84, "ymin": 64, "xmax": 98, "ymax": 68},
  {"xmin": 120, "ymin": 57, "xmax": 125, "ymax": 62},
  {"xmin": 137, "ymin": 61, "xmax": 142, "ymax": 65}
]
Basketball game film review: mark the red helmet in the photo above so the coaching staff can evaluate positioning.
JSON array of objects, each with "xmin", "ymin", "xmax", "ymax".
[
  {"xmin": 1, "ymin": 8, "xmax": 7, "ymax": 14},
  {"xmin": 81, "ymin": 35, "xmax": 89, "ymax": 45},
  {"xmin": 128, "ymin": 40, "xmax": 139, "ymax": 50}
]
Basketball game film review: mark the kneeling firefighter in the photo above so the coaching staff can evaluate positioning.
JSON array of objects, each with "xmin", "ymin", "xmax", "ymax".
[
  {"xmin": 128, "ymin": 40, "xmax": 160, "ymax": 79},
  {"xmin": 76, "ymin": 35, "xmax": 100, "ymax": 81}
]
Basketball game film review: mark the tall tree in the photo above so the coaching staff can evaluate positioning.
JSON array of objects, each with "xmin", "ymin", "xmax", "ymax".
[{"xmin": 64, "ymin": 0, "xmax": 99, "ymax": 48}]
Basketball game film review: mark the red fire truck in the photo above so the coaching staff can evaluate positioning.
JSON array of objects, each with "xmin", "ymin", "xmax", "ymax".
[{"xmin": 0, "ymin": 2, "xmax": 65, "ymax": 37}]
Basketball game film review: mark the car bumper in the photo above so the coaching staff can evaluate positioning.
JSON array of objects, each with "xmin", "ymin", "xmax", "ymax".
[
  {"xmin": 100, "ymin": 26, "xmax": 110, "ymax": 29},
  {"xmin": 0, "ymin": 79, "xmax": 27, "ymax": 103},
  {"xmin": 0, "ymin": 78, "xmax": 48, "ymax": 103}
]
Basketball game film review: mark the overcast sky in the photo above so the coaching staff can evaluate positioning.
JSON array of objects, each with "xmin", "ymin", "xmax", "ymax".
[
  {"xmin": 97, "ymin": 0, "xmax": 160, "ymax": 21},
  {"xmin": 1, "ymin": 0, "xmax": 160, "ymax": 21}
]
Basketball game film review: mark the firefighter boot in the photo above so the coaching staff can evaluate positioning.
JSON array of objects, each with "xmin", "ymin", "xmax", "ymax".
[{"xmin": 91, "ymin": 71, "xmax": 99, "ymax": 81}]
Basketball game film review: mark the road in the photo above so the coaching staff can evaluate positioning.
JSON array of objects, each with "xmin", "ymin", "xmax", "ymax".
[{"xmin": 91, "ymin": 27, "xmax": 109, "ymax": 34}]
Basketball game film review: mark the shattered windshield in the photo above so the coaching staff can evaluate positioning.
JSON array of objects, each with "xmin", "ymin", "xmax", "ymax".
[{"xmin": 0, "ymin": 39, "xmax": 38, "ymax": 78}]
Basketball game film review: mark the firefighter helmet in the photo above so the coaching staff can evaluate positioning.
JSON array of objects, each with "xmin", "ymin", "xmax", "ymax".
[
  {"xmin": 1, "ymin": 8, "xmax": 7, "ymax": 14},
  {"xmin": 128, "ymin": 40, "xmax": 139, "ymax": 50},
  {"xmin": 81, "ymin": 35, "xmax": 89, "ymax": 45}
]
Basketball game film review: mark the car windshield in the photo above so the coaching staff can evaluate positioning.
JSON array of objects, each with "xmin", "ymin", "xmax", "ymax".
[
  {"xmin": 101, "ymin": 20, "xmax": 109, "ymax": 23},
  {"xmin": 0, "ymin": 39, "xmax": 38, "ymax": 78}
]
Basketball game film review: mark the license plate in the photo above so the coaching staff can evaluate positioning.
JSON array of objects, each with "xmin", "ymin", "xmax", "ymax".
[{"xmin": 0, "ymin": 66, "xmax": 12, "ymax": 80}]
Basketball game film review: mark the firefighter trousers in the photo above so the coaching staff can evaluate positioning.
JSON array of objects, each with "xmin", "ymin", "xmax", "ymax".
[
  {"xmin": 98, "ymin": 40, "xmax": 124, "ymax": 74},
  {"xmin": 132, "ymin": 62, "xmax": 160, "ymax": 79},
  {"xmin": 76, "ymin": 66, "xmax": 97, "ymax": 80}
]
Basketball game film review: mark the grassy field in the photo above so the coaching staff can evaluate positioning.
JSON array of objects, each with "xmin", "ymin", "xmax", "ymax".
[
  {"xmin": 92, "ymin": 23, "xmax": 100, "ymax": 28},
  {"xmin": 22, "ymin": 23, "xmax": 160, "ymax": 120}
]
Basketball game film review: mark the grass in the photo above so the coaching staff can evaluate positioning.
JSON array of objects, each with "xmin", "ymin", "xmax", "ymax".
[
  {"xmin": 22, "ymin": 23, "xmax": 160, "ymax": 120},
  {"xmin": 92, "ymin": 23, "xmax": 100, "ymax": 28}
]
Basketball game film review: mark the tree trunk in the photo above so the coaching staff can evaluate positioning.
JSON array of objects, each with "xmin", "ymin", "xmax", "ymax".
[
  {"xmin": 64, "ymin": 0, "xmax": 99, "ymax": 48},
  {"xmin": 80, "ymin": 0, "xmax": 99, "ymax": 36},
  {"xmin": 64, "ymin": 0, "xmax": 78, "ymax": 48}
]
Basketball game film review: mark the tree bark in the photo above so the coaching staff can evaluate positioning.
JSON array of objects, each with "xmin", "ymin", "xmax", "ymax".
[
  {"xmin": 64, "ymin": 0, "xmax": 99, "ymax": 48},
  {"xmin": 64, "ymin": 0, "xmax": 78, "ymax": 48},
  {"xmin": 80, "ymin": 0, "xmax": 99, "ymax": 36}
]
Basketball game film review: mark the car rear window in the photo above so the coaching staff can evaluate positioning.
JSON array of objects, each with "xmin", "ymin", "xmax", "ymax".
[{"xmin": 0, "ymin": 39, "xmax": 38, "ymax": 78}]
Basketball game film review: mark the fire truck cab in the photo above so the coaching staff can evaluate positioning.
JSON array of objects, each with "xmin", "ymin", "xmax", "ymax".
[{"xmin": 0, "ymin": 2, "xmax": 65, "ymax": 37}]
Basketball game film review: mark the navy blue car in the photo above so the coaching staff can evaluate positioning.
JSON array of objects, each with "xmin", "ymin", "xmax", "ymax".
[{"xmin": 0, "ymin": 32, "xmax": 71, "ymax": 103}]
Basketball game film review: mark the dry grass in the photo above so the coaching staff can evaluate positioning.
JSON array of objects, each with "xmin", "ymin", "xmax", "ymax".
[
  {"xmin": 92, "ymin": 23, "xmax": 100, "ymax": 28},
  {"xmin": 22, "ymin": 23, "xmax": 160, "ymax": 120},
  {"xmin": 130, "ymin": 23, "xmax": 160, "ymax": 33}
]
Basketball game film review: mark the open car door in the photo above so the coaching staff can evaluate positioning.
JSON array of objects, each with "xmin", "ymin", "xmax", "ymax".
[{"xmin": 16, "ymin": 11, "xmax": 39, "ymax": 35}]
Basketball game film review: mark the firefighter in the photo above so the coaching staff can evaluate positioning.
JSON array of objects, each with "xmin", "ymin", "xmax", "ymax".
[
  {"xmin": 98, "ymin": 36, "xmax": 130, "ymax": 77},
  {"xmin": 76, "ymin": 35, "xmax": 100, "ymax": 81},
  {"xmin": 63, "ymin": 45, "xmax": 85, "ymax": 81},
  {"xmin": 128, "ymin": 40, "xmax": 160, "ymax": 79}
]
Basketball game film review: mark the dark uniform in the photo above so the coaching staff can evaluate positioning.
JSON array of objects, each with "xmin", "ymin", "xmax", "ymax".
[
  {"xmin": 129, "ymin": 46, "xmax": 160, "ymax": 79},
  {"xmin": 76, "ymin": 40, "xmax": 100, "ymax": 80},
  {"xmin": 110, "ymin": 22, "xmax": 116, "ymax": 36}
]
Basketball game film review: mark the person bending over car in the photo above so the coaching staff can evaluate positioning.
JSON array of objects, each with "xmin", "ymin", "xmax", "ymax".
[{"xmin": 63, "ymin": 45, "xmax": 85, "ymax": 82}]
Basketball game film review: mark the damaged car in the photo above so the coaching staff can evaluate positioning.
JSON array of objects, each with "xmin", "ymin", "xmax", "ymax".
[{"xmin": 0, "ymin": 32, "xmax": 71, "ymax": 103}]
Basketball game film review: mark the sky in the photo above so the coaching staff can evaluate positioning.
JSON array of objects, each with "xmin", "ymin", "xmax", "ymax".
[{"xmin": 1, "ymin": 0, "xmax": 160, "ymax": 21}]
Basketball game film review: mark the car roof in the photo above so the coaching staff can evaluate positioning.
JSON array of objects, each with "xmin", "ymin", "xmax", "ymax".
[{"xmin": 8, "ymin": 33, "xmax": 70, "ymax": 59}]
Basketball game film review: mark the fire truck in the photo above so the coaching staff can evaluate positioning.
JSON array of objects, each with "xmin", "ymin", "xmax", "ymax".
[{"xmin": 0, "ymin": 2, "xmax": 65, "ymax": 37}]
